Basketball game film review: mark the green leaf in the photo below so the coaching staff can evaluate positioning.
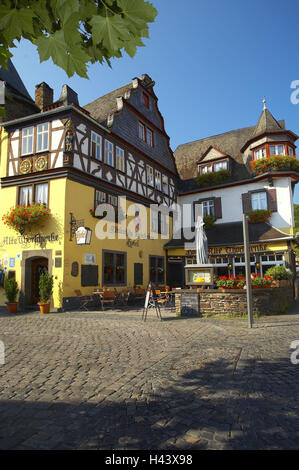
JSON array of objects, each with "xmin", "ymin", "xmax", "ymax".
[
  {"xmin": 90, "ymin": 14, "xmax": 130, "ymax": 52},
  {"xmin": 35, "ymin": 30, "xmax": 69, "ymax": 71},
  {"xmin": 0, "ymin": 6, "xmax": 36, "ymax": 43},
  {"xmin": 36, "ymin": 30, "xmax": 89, "ymax": 78},
  {"xmin": 117, "ymin": 0, "xmax": 157, "ymax": 28},
  {"xmin": 65, "ymin": 46, "xmax": 89, "ymax": 78},
  {"xmin": 54, "ymin": 0, "xmax": 80, "ymax": 25}
]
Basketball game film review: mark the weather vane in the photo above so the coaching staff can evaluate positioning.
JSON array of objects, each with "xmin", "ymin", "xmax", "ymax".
[{"xmin": 262, "ymin": 96, "xmax": 267, "ymax": 110}]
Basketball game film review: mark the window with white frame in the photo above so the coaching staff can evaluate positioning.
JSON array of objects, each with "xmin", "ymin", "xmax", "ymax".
[
  {"xmin": 19, "ymin": 186, "xmax": 32, "ymax": 205},
  {"xmin": 21, "ymin": 126, "xmax": 34, "ymax": 155},
  {"xmin": 214, "ymin": 160, "xmax": 228, "ymax": 172},
  {"xmin": 36, "ymin": 123, "xmax": 49, "ymax": 152},
  {"xmin": 35, "ymin": 183, "xmax": 48, "ymax": 205},
  {"xmin": 146, "ymin": 128, "xmax": 153, "ymax": 147},
  {"xmin": 147, "ymin": 165, "xmax": 154, "ymax": 186},
  {"xmin": 251, "ymin": 191, "xmax": 267, "ymax": 210},
  {"xmin": 104, "ymin": 139, "xmax": 114, "ymax": 166},
  {"xmin": 162, "ymin": 175, "xmax": 168, "ymax": 194},
  {"xmin": 200, "ymin": 164, "xmax": 212, "ymax": 174},
  {"xmin": 138, "ymin": 122, "xmax": 145, "ymax": 140},
  {"xmin": 155, "ymin": 170, "xmax": 161, "ymax": 191},
  {"xmin": 116, "ymin": 146, "xmax": 125, "ymax": 172},
  {"xmin": 254, "ymin": 147, "xmax": 266, "ymax": 160},
  {"xmin": 202, "ymin": 200, "xmax": 215, "ymax": 217},
  {"xmin": 95, "ymin": 190, "xmax": 106, "ymax": 206},
  {"xmin": 269, "ymin": 144, "xmax": 285, "ymax": 156},
  {"xmin": 108, "ymin": 194, "xmax": 118, "ymax": 207},
  {"xmin": 288, "ymin": 146, "xmax": 294, "ymax": 156},
  {"xmin": 19, "ymin": 183, "xmax": 48, "ymax": 206},
  {"xmin": 91, "ymin": 131, "xmax": 102, "ymax": 160}
]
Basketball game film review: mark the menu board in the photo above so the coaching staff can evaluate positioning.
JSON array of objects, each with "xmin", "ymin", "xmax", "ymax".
[{"xmin": 185, "ymin": 266, "xmax": 214, "ymax": 286}]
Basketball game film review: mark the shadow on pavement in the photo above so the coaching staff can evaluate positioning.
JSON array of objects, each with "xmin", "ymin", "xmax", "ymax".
[{"xmin": 0, "ymin": 356, "xmax": 298, "ymax": 450}]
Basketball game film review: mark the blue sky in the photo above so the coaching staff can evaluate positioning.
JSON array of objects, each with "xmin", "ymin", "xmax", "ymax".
[{"xmin": 9, "ymin": 0, "xmax": 299, "ymax": 202}]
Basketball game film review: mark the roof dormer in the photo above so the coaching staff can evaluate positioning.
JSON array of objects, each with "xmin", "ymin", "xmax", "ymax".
[{"xmin": 197, "ymin": 146, "xmax": 231, "ymax": 174}]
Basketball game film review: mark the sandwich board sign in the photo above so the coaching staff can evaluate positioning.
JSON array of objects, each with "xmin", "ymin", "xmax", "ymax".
[{"xmin": 142, "ymin": 282, "xmax": 162, "ymax": 322}]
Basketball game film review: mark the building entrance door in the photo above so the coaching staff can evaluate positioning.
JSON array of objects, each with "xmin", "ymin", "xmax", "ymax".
[{"xmin": 31, "ymin": 258, "xmax": 48, "ymax": 304}]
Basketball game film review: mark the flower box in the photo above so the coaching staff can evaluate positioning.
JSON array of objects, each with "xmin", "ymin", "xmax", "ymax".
[
  {"xmin": 248, "ymin": 209, "xmax": 271, "ymax": 224},
  {"xmin": 197, "ymin": 169, "xmax": 229, "ymax": 187},
  {"xmin": 250, "ymin": 155, "xmax": 299, "ymax": 175}
]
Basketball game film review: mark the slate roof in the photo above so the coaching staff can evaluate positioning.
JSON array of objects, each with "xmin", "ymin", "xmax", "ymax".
[
  {"xmin": 83, "ymin": 82, "xmax": 134, "ymax": 126},
  {"xmin": 0, "ymin": 59, "xmax": 34, "ymax": 102},
  {"xmin": 252, "ymin": 107, "xmax": 284, "ymax": 137},
  {"xmin": 174, "ymin": 110, "xmax": 288, "ymax": 189},
  {"xmin": 164, "ymin": 222, "xmax": 292, "ymax": 249}
]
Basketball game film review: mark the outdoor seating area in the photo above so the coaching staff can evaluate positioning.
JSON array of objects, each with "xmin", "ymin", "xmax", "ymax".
[{"xmin": 71, "ymin": 285, "xmax": 176, "ymax": 312}]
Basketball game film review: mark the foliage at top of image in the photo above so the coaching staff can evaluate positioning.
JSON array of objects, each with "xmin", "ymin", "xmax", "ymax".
[{"xmin": 0, "ymin": 0, "xmax": 158, "ymax": 78}]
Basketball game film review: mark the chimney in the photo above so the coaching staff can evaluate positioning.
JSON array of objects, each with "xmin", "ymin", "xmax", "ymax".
[
  {"xmin": 58, "ymin": 85, "xmax": 79, "ymax": 106},
  {"xmin": 35, "ymin": 82, "xmax": 53, "ymax": 110}
]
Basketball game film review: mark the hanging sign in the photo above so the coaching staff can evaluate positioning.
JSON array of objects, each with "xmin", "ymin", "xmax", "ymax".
[{"xmin": 75, "ymin": 227, "xmax": 92, "ymax": 245}]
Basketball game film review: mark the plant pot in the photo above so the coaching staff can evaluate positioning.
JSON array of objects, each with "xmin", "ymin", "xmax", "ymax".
[
  {"xmin": 39, "ymin": 303, "xmax": 50, "ymax": 314},
  {"xmin": 6, "ymin": 302, "xmax": 18, "ymax": 313}
]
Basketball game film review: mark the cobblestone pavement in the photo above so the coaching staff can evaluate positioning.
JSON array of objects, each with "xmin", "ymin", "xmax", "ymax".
[{"xmin": 0, "ymin": 305, "xmax": 299, "ymax": 450}]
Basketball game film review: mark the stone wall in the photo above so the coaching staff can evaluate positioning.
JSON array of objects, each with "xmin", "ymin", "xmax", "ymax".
[{"xmin": 175, "ymin": 287, "xmax": 294, "ymax": 318}]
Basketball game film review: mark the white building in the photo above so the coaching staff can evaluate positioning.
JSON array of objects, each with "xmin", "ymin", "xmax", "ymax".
[{"xmin": 165, "ymin": 103, "xmax": 299, "ymax": 286}]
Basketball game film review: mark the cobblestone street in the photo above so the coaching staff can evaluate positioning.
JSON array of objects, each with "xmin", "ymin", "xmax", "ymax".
[{"xmin": 0, "ymin": 306, "xmax": 299, "ymax": 450}]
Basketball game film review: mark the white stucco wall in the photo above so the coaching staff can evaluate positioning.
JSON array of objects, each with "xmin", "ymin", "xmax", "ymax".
[{"xmin": 179, "ymin": 177, "xmax": 294, "ymax": 232}]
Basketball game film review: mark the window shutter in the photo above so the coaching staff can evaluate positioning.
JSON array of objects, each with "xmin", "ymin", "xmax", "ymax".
[
  {"xmin": 134, "ymin": 263, "xmax": 143, "ymax": 286},
  {"xmin": 267, "ymin": 188, "xmax": 277, "ymax": 212},
  {"xmin": 242, "ymin": 193, "xmax": 250, "ymax": 214},
  {"xmin": 214, "ymin": 197, "xmax": 222, "ymax": 219}
]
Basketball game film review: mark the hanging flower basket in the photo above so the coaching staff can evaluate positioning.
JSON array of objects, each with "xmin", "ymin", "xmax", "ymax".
[{"xmin": 2, "ymin": 203, "xmax": 51, "ymax": 234}]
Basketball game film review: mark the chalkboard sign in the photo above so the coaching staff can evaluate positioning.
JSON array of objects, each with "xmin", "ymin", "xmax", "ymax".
[{"xmin": 81, "ymin": 264, "xmax": 98, "ymax": 287}]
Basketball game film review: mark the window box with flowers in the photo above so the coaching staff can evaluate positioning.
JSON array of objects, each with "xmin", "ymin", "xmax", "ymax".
[
  {"xmin": 197, "ymin": 169, "xmax": 229, "ymax": 187},
  {"xmin": 2, "ymin": 203, "xmax": 51, "ymax": 234},
  {"xmin": 216, "ymin": 275, "xmax": 238, "ymax": 289},
  {"xmin": 250, "ymin": 155, "xmax": 299, "ymax": 175},
  {"xmin": 251, "ymin": 273, "xmax": 274, "ymax": 288},
  {"xmin": 248, "ymin": 209, "xmax": 271, "ymax": 224}
]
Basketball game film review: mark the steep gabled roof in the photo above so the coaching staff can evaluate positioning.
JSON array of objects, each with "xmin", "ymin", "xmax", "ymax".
[
  {"xmin": 174, "ymin": 125, "xmax": 255, "ymax": 181},
  {"xmin": 252, "ymin": 107, "xmax": 284, "ymax": 137},
  {"xmin": 0, "ymin": 59, "xmax": 33, "ymax": 102},
  {"xmin": 83, "ymin": 82, "xmax": 134, "ymax": 125}
]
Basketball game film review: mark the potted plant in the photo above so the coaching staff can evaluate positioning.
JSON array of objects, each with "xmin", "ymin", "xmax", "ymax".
[
  {"xmin": 38, "ymin": 271, "xmax": 53, "ymax": 314},
  {"xmin": 203, "ymin": 215, "xmax": 215, "ymax": 230},
  {"xmin": 4, "ymin": 278, "xmax": 19, "ymax": 313},
  {"xmin": 264, "ymin": 265, "xmax": 293, "ymax": 287}
]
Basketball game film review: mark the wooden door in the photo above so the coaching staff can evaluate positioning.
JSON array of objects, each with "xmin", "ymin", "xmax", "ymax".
[{"xmin": 31, "ymin": 258, "xmax": 48, "ymax": 304}]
